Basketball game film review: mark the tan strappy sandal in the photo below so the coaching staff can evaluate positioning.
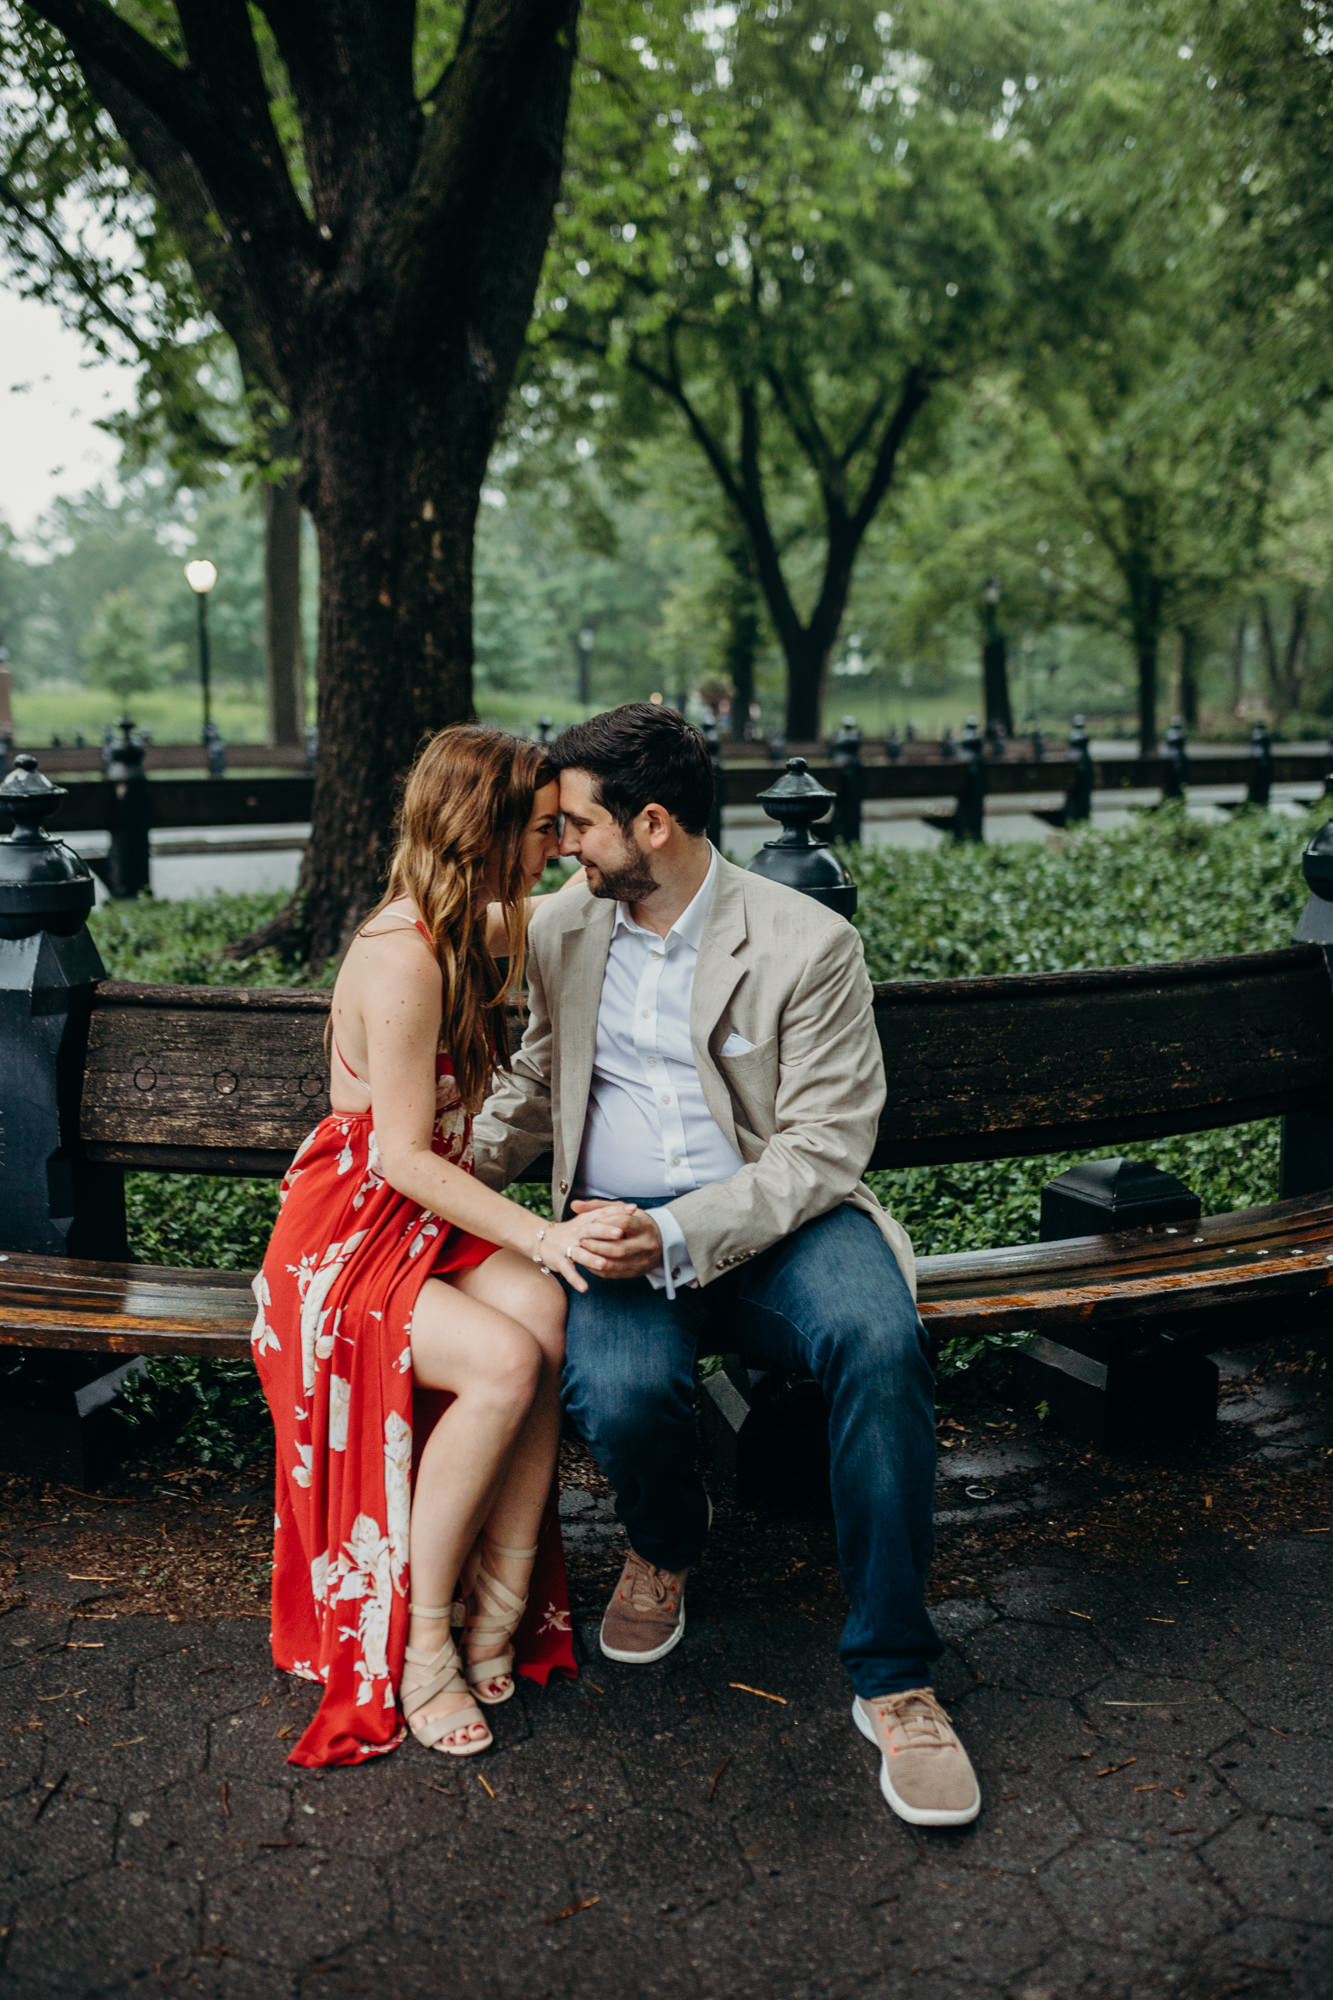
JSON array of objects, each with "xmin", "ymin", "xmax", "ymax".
[
  {"xmin": 400, "ymin": 1602, "xmax": 492, "ymax": 1755},
  {"xmin": 462, "ymin": 1539, "xmax": 537, "ymax": 1706}
]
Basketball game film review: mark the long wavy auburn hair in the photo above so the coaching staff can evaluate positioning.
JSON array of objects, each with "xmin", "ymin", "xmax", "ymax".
[{"xmin": 358, "ymin": 725, "xmax": 555, "ymax": 1114}]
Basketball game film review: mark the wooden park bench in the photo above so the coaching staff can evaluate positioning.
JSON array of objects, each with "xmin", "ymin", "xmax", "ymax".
[{"xmin": 0, "ymin": 752, "xmax": 1330, "ymax": 1480}]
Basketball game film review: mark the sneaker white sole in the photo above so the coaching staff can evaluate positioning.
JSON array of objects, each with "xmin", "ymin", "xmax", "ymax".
[
  {"xmin": 599, "ymin": 1602, "xmax": 685, "ymax": 1664},
  {"xmin": 852, "ymin": 1699, "xmax": 981, "ymax": 1827}
]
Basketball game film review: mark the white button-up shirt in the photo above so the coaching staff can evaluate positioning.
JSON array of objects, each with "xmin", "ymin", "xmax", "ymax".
[{"xmin": 574, "ymin": 847, "xmax": 740, "ymax": 1295}]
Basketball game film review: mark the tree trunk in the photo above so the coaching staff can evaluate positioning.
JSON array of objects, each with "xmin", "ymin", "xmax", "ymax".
[
  {"xmin": 22, "ymin": 0, "xmax": 580, "ymax": 969},
  {"xmin": 1231, "ymin": 614, "xmax": 1248, "ymax": 714},
  {"xmin": 264, "ymin": 452, "xmax": 305, "ymax": 748},
  {"xmin": 721, "ymin": 536, "xmax": 761, "ymax": 739},
  {"xmin": 1177, "ymin": 624, "xmax": 1199, "ymax": 730},
  {"xmin": 1283, "ymin": 589, "xmax": 1310, "ymax": 715},
  {"xmin": 784, "ymin": 632, "xmax": 830, "ymax": 742},
  {"xmin": 1256, "ymin": 590, "xmax": 1309, "ymax": 720},
  {"xmin": 1135, "ymin": 627, "xmax": 1159, "ymax": 754},
  {"xmin": 1125, "ymin": 562, "xmax": 1165, "ymax": 754},
  {"xmin": 983, "ymin": 631, "xmax": 1014, "ymax": 736},
  {"xmin": 284, "ymin": 367, "xmax": 491, "ymax": 964}
]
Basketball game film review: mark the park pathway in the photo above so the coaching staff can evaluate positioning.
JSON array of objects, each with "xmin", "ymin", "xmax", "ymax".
[{"xmin": 1, "ymin": 1344, "xmax": 1330, "ymax": 2000}]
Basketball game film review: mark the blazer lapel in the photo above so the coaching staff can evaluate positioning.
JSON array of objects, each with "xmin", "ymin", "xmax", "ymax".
[
  {"xmin": 557, "ymin": 898, "xmax": 614, "ymax": 1178},
  {"xmin": 689, "ymin": 860, "xmax": 748, "ymax": 1154}
]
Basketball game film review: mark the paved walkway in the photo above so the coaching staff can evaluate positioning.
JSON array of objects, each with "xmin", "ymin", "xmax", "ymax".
[{"xmin": 1, "ymin": 1512, "xmax": 1330, "ymax": 1998}]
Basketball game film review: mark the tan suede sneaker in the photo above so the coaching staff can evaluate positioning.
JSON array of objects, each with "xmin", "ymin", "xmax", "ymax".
[
  {"xmin": 599, "ymin": 1549, "xmax": 689, "ymax": 1664},
  {"xmin": 853, "ymin": 1687, "xmax": 981, "ymax": 1826}
]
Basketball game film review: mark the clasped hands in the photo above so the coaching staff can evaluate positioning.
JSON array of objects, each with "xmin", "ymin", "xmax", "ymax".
[{"xmin": 535, "ymin": 1199, "xmax": 664, "ymax": 1289}]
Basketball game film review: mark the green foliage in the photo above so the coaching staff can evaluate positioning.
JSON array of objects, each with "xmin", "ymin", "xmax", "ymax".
[
  {"xmin": 538, "ymin": 0, "xmax": 1060, "ymax": 726},
  {"xmin": 2, "ymin": 467, "xmax": 308, "ymax": 721},
  {"xmin": 125, "ymin": 1172, "xmax": 280, "ymax": 1272},
  {"xmin": 89, "ymin": 890, "xmax": 321, "ymax": 988},
  {"xmin": 115, "ymin": 1171, "xmax": 281, "ymax": 1468},
  {"xmin": 80, "ymin": 585, "xmax": 184, "ymax": 703},
  {"xmin": 850, "ymin": 800, "xmax": 1317, "ymax": 980},
  {"xmin": 850, "ymin": 801, "xmax": 1321, "ymax": 1375}
]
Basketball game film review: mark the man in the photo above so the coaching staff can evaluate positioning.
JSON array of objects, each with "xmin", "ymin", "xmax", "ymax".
[{"xmin": 473, "ymin": 703, "xmax": 979, "ymax": 1826}]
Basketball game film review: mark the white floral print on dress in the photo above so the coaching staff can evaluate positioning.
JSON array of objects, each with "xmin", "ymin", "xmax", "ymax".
[{"xmin": 250, "ymin": 1271, "xmax": 279, "ymax": 1356}]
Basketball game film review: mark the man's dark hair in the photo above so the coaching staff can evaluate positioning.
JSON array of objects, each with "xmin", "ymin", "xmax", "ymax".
[{"xmin": 551, "ymin": 703, "xmax": 714, "ymax": 836}]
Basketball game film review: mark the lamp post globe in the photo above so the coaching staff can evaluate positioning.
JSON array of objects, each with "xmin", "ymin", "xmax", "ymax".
[{"xmin": 184, "ymin": 559, "xmax": 218, "ymax": 738}]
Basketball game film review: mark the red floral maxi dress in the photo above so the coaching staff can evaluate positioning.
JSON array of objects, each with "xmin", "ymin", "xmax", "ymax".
[{"xmin": 251, "ymin": 1034, "xmax": 576, "ymax": 1769}]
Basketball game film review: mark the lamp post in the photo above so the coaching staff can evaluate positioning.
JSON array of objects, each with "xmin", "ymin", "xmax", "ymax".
[
  {"xmin": 981, "ymin": 575, "xmax": 1013, "ymax": 738},
  {"xmin": 184, "ymin": 559, "xmax": 218, "ymax": 738}
]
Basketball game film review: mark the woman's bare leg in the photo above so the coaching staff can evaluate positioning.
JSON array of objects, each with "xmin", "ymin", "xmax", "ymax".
[
  {"xmin": 451, "ymin": 1250, "xmax": 567, "ymax": 1696},
  {"xmin": 405, "ymin": 1274, "xmax": 542, "ymax": 1748}
]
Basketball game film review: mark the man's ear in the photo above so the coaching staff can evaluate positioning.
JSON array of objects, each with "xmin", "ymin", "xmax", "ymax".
[{"xmin": 641, "ymin": 802, "xmax": 674, "ymax": 849}]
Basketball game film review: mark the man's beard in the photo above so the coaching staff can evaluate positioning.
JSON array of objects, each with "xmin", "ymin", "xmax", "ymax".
[{"xmin": 585, "ymin": 846, "xmax": 659, "ymax": 904}]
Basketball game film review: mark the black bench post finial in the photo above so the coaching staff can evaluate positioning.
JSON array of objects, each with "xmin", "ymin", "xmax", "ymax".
[
  {"xmin": 1280, "ymin": 816, "xmax": 1333, "ymax": 1198},
  {"xmin": 954, "ymin": 717, "xmax": 987, "ymax": 843},
  {"xmin": 1246, "ymin": 722, "xmax": 1273, "ymax": 808},
  {"xmin": 828, "ymin": 715, "xmax": 864, "ymax": 846},
  {"xmin": 1162, "ymin": 715, "xmax": 1188, "ymax": 802},
  {"xmin": 1294, "ymin": 814, "xmax": 1333, "ymax": 947},
  {"xmin": 100, "ymin": 717, "xmax": 151, "ymax": 899},
  {"xmin": 747, "ymin": 757, "xmax": 857, "ymax": 918},
  {"xmin": 0, "ymin": 754, "xmax": 127, "ymax": 1261},
  {"xmin": 0, "ymin": 756, "xmax": 134, "ymax": 1486},
  {"xmin": 1065, "ymin": 715, "xmax": 1093, "ymax": 825}
]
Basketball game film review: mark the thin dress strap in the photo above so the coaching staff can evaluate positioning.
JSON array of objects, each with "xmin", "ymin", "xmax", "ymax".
[{"xmin": 330, "ymin": 1028, "xmax": 363, "ymax": 1084}]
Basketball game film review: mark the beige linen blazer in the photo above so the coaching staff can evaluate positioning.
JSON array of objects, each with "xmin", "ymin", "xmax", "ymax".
[{"xmin": 471, "ymin": 854, "xmax": 916, "ymax": 1296}]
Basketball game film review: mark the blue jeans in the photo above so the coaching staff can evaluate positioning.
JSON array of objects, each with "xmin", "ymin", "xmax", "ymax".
[{"xmin": 562, "ymin": 1201, "xmax": 942, "ymax": 1696}]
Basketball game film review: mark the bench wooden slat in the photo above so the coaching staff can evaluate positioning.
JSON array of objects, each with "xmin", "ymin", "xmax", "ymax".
[
  {"xmin": 4, "ymin": 1189, "xmax": 1328, "ymax": 1364},
  {"xmin": 870, "ymin": 945, "xmax": 1333, "ymax": 1167},
  {"xmin": 80, "ymin": 950, "xmax": 1333, "ymax": 1179},
  {"xmin": 0, "ymin": 1253, "xmax": 254, "ymax": 1358},
  {"xmin": 84, "ymin": 982, "xmax": 331, "ymax": 1169}
]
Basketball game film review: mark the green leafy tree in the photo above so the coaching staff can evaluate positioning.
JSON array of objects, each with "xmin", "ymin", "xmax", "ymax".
[
  {"xmin": 3, "ymin": 0, "xmax": 581, "ymax": 962},
  {"xmin": 538, "ymin": 0, "xmax": 1057, "ymax": 739},
  {"xmin": 79, "ymin": 583, "xmax": 182, "ymax": 703}
]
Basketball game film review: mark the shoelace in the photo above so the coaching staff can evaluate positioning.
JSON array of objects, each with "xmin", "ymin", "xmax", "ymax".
[
  {"xmin": 873, "ymin": 1692, "xmax": 956, "ymax": 1751},
  {"xmin": 621, "ymin": 1551, "xmax": 681, "ymax": 1612}
]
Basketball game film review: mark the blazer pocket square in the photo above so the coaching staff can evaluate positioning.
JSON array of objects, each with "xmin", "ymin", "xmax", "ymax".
[{"xmin": 721, "ymin": 1032, "xmax": 758, "ymax": 1056}]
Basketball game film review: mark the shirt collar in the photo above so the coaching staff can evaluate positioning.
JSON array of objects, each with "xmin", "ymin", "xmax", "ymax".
[{"xmin": 613, "ymin": 844, "xmax": 718, "ymax": 952}]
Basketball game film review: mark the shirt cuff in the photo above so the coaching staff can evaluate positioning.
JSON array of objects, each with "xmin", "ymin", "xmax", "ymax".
[{"xmin": 645, "ymin": 1204, "xmax": 696, "ymax": 1300}]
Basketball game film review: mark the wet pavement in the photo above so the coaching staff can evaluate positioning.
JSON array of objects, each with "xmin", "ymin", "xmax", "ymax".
[{"xmin": 1, "ymin": 1340, "xmax": 1330, "ymax": 2000}]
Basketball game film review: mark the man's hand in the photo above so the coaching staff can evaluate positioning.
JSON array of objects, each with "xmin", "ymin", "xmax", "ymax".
[{"xmin": 569, "ymin": 1199, "xmax": 664, "ymax": 1280}]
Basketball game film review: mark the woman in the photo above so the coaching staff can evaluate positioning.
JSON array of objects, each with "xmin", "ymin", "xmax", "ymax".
[{"xmin": 252, "ymin": 726, "xmax": 630, "ymax": 1767}]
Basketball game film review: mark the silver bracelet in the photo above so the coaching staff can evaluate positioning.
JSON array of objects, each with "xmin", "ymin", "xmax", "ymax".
[{"xmin": 532, "ymin": 1225, "xmax": 552, "ymax": 1277}]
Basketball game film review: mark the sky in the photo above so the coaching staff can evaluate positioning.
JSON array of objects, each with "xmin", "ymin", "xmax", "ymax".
[{"xmin": 0, "ymin": 281, "xmax": 135, "ymax": 540}]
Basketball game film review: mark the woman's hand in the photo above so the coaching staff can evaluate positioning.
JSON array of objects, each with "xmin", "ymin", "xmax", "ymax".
[{"xmin": 530, "ymin": 1203, "xmax": 635, "ymax": 1294}]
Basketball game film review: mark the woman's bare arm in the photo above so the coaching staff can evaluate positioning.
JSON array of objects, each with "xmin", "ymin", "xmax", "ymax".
[{"xmin": 353, "ymin": 931, "xmax": 624, "ymax": 1289}]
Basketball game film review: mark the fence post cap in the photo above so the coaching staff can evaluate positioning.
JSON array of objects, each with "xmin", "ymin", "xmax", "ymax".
[
  {"xmin": 0, "ymin": 754, "xmax": 95, "ymax": 938},
  {"xmin": 1301, "ymin": 819, "xmax": 1333, "ymax": 903}
]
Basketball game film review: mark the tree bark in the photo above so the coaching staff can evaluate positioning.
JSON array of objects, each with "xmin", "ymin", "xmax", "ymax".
[
  {"xmin": 784, "ymin": 630, "xmax": 829, "ymax": 743},
  {"xmin": 1257, "ymin": 590, "xmax": 1308, "ymax": 720},
  {"xmin": 1231, "ymin": 613, "xmax": 1248, "ymax": 714},
  {"xmin": 1135, "ymin": 630, "xmax": 1158, "ymax": 754},
  {"xmin": 720, "ymin": 534, "xmax": 760, "ymax": 739},
  {"xmin": 23, "ymin": 0, "xmax": 580, "ymax": 964},
  {"xmin": 983, "ymin": 631, "xmax": 1014, "ymax": 736},
  {"xmin": 1176, "ymin": 623, "xmax": 1199, "ymax": 730},
  {"xmin": 263, "ymin": 456, "xmax": 305, "ymax": 747}
]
